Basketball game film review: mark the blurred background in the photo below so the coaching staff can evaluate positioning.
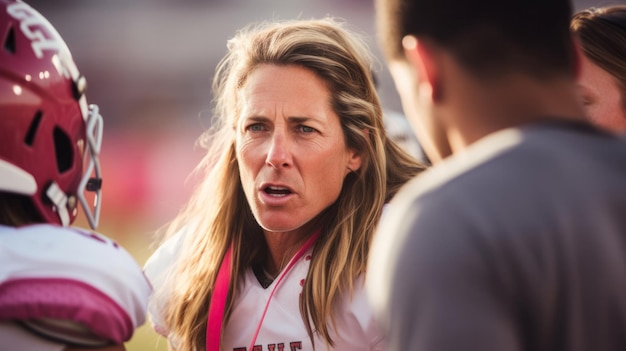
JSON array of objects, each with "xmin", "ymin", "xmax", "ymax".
[{"xmin": 22, "ymin": 0, "xmax": 620, "ymax": 349}]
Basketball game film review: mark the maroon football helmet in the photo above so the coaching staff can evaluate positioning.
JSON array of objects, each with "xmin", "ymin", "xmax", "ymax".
[{"xmin": 0, "ymin": 0, "xmax": 102, "ymax": 228}]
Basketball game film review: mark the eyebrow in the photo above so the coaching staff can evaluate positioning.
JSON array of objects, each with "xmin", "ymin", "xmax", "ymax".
[
  {"xmin": 243, "ymin": 115, "xmax": 319, "ymax": 124},
  {"xmin": 288, "ymin": 116, "xmax": 316, "ymax": 124}
]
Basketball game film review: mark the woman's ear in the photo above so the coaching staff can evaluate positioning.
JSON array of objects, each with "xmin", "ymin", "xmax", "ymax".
[
  {"xmin": 403, "ymin": 35, "xmax": 442, "ymax": 102},
  {"xmin": 570, "ymin": 34, "xmax": 584, "ymax": 80},
  {"xmin": 346, "ymin": 150, "xmax": 362, "ymax": 174}
]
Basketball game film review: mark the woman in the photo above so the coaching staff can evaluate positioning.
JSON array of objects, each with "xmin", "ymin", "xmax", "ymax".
[
  {"xmin": 144, "ymin": 17, "xmax": 424, "ymax": 351},
  {"xmin": 571, "ymin": 5, "xmax": 626, "ymax": 133}
]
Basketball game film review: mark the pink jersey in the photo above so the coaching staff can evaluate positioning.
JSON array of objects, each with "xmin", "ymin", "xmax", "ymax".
[
  {"xmin": 145, "ymin": 227, "xmax": 386, "ymax": 351},
  {"xmin": 0, "ymin": 224, "xmax": 152, "ymax": 348}
]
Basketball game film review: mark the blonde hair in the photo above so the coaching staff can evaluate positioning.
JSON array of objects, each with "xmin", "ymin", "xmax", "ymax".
[{"xmin": 157, "ymin": 17, "xmax": 424, "ymax": 350}]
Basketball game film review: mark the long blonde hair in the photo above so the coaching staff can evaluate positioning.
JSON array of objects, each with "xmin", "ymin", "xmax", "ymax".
[{"xmin": 157, "ymin": 17, "xmax": 424, "ymax": 350}]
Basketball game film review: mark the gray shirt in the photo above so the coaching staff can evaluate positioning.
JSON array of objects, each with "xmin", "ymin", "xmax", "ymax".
[{"xmin": 367, "ymin": 122, "xmax": 626, "ymax": 351}]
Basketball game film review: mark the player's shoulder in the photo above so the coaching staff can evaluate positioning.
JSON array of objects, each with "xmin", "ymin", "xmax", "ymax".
[
  {"xmin": 0, "ymin": 223, "xmax": 147, "ymax": 284},
  {"xmin": 379, "ymin": 133, "xmax": 514, "ymax": 245},
  {"xmin": 0, "ymin": 224, "xmax": 151, "ymax": 345},
  {"xmin": 392, "ymin": 126, "xmax": 533, "ymax": 210},
  {"xmin": 0, "ymin": 223, "xmax": 126, "ymax": 261},
  {"xmin": 1, "ymin": 223, "xmax": 116, "ymax": 244},
  {"xmin": 0, "ymin": 223, "xmax": 148, "ymax": 295}
]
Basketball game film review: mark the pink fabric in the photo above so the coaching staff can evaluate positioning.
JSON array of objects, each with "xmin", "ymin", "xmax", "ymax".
[
  {"xmin": 206, "ymin": 245, "xmax": 233, "ymax": 351},
  {"xmin": 0, "ymin": 278, "xmax": 133, "ymax": 343}
]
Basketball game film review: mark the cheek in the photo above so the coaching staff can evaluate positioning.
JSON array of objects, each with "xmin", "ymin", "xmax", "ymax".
[
  {"xmin": 236, "ymin": 135, "xmax": 262, "ymax": 166},
  {"xmin": 584, "ymin": 104, "xmax": 604, "ymax": 124},
  {"xmin": 598, "ymin": 91, "xmax": 623, "ymax": 118},
  {"xmin": 236, "ymin": 143, "xmax": 258, "ymax": 186},
  {"xmin": 585, "ymin": 99, "xmax": 626, "ymax": 132},
  {"xmin": 308, "ymin": 150, "xmax": 349, "ymax": 196}
]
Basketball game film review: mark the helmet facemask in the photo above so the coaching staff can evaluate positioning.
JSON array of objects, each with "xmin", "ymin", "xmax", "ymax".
[{"xmin": 76, "ymin": 104, "xmax": 103, "ymax": 229}]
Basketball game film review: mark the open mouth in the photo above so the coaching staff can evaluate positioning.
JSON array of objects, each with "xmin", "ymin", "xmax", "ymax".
[{"xmin": 264, "ymin": 186, "xmax": 292, "ymax": 196}]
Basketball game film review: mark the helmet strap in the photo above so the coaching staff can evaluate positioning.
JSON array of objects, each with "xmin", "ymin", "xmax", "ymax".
[{"xmin": 46, "ymin": 182, "xmax": 70, "ymax": 226}]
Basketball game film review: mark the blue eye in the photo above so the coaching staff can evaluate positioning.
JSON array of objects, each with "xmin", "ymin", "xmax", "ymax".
[
  {"xmin": 248, "ymin": 123, "xmax": 265, "ymax": 132},
  {"xmin": 298, "ymin": 125, "xmax": 315, "ymax": 133}
]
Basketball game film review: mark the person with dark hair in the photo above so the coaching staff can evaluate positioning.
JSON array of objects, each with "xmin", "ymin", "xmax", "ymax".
[
  {"xmin": 0, "ymin": 1, "xmax": 151, "ymax": 350},
  {"xmin": 571, "ymin": 5, "xmax": 626, "ymax": 133},
  {"xmin": 366, "ymin": 0, "xmax": 626, "ymax": 350}
]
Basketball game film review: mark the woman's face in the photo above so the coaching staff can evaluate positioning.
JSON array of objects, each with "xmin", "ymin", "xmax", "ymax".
[
  {"xmin": 236, "ymin": 64, "xmax": 362, "ymax": 234},
  {"xmin": 577, "ymin": 54, "xmax": 626, "ymax": 133}
]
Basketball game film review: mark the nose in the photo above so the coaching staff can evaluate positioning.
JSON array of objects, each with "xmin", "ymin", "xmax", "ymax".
[{"xmin": 265, "ymin": 132, "xmax": 292, "ymax": 169}]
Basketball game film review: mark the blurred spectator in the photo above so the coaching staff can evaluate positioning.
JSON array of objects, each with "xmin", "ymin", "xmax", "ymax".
[{"xmin": 571, "ymin": 5, "xmax": 626, "ymax": 133}]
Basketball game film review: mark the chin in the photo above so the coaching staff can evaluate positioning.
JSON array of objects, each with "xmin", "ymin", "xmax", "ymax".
[
  {"xmin": 259, "ymin": 222, "xmax": 304, "ymax": 233},
  {"xmin": 254, "ymin": 208, "xmax": 322, "ymax": 235},
  {"xmin": 256, "ymin": 214, "xmax": 314, "ymax": 235}
]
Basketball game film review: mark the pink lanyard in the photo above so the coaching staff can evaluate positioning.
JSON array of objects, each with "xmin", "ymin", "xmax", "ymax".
[
  {"xmin": 206, "ymin": 229, "xmax": 321, "ymax": 351},
  {"xmin": 206, "ymin": 245, "xmax": 233, "ymax": 351}
]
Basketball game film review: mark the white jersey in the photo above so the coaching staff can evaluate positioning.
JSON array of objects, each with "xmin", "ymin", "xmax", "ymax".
[
  {"xmin": 145, "ymin": 227, "xmax": 386, "ymax": 351},
  {"xmin": 0, "ymin": 224, "xmax": 152, "ymax": 349}
]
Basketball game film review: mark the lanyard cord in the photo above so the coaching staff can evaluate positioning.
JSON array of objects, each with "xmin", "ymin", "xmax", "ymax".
[{"xmin": 206, "ymin": 229, "xmax": 321, "ymax": 351}]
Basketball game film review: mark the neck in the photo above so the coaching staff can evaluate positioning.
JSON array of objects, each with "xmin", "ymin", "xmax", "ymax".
[
  {"xmin": 441, "ymin": 72, "xmax": 587, "ymax": 156},
  {"xmin": 263, "ymin": 228, "xmax": 312, "ymax": 277}
]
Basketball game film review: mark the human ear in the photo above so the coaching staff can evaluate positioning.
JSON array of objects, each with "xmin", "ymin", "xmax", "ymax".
[
  {"xmin": 570, "ymin": 34, "xmax": 584, "ymax": 80},
  {"xmin": 402, "ymin": 35, "xmax": 442, "ymax": 102},
  {"xmin": 346, "ymin": 149, "xmax": 362, "ymax": 174}
]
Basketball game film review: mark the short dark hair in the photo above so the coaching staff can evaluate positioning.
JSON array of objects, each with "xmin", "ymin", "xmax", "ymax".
[{"xmin": 376, "ymin": 0, "xmax": 575, "ymax": 78}]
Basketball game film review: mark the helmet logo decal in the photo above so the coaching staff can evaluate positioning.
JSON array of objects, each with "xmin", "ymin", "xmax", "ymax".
[
  {"xmin": 6, "ymin": 2, "xmax": 79, "ymax": 81},
  {"xmin": 7, "ymin": 3, "xmax": 66, "ymax": 59},
  {"xmin": 3, "ymin": 26, "xmax": 16, "ymax": 53}
]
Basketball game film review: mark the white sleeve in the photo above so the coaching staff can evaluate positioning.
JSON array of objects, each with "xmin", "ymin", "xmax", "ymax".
[
  {"xmin": 332, "ymin": 275, "xmax": 388, "ymax": 350},
  {"xmin": 0, "ymin": 224, "xmax": 152, "ymax": 345},
  {"xmin": 143, "ymin": 228, "xmax": 187, "ymax": 337},
  {"xmin": 350, "ymin": 276, "xmax": 388, "ymax": 350}
]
